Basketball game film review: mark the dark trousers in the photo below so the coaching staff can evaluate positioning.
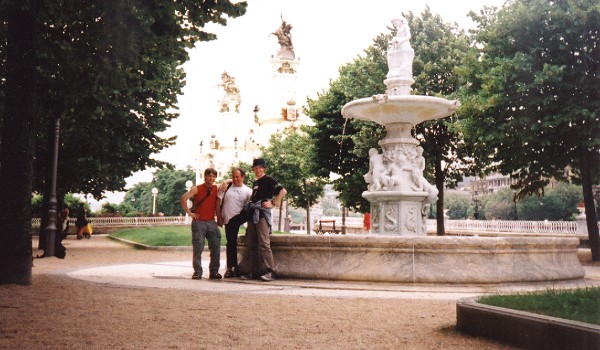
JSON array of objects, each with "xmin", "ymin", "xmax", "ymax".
[
  {"xmin": 238, "ymin": 217, "xmax": 274, "ymax": 276},
  {"xmin": 225, "ymin": 214, "xmax": 246, "ymax": 269}
]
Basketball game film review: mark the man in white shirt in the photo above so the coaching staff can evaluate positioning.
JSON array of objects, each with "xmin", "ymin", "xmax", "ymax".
[{"xmin": 217, "ymin": 168, "xmax": 252, "ymax": 278}]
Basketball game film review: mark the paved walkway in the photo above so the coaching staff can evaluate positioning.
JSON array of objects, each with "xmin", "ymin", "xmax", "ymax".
[{"xmin": 65, "ymin": 236, "xmax": 600, "ymax": 300}]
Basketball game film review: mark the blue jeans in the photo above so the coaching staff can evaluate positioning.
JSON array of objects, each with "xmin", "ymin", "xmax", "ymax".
[{"xmin": 191, "ymin": 220, "xmax": 221, "ymax": 276}]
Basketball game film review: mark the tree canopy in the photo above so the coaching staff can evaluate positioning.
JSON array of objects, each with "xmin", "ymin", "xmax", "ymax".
[
  {"xmin": 460, "ymin": 0, "xmax": 600, "ymax": 259},
  {"xmin": 261, "ymin": 129, "xmax": 327, "ymax": 233},
  {"xmin": 0, "ymin": 0, "xmax": 247, "ymax": 284}
]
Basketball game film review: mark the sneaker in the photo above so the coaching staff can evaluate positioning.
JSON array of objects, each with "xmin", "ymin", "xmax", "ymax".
[
  {"xmin": 260, "ymin": 272, "xmax": 274, "ymax": 282},
  {"xmin": 224, "ymin": 269, "xmax": 237, "ymax": 278},
  {"xmin": 209, "ymin": 273, "xmax": 222, "ymax": 280},
  {"xmin": 239, "ymin": 274, "xmax": 254, "ymax": 280},
  {"xmin": 191, "ymin": 273, "xmax": 202, "ymax": 280}
]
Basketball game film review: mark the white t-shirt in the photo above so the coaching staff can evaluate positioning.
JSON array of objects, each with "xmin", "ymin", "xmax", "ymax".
[{"xmin": 218, "ymin": 184, "xmax": 252, "ymax": 224}]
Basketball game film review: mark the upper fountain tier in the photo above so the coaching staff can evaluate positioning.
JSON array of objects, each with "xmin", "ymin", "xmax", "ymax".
[
  {"xmin": 341, "ymin": 16, "xmax": 459, "ymax": 126},
  {"xmin": 342, "ymin": 94, "xmax": 459, "ymax": 127}
]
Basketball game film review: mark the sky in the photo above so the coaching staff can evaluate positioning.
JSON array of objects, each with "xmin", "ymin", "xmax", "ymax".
[{"xmin": 97, "ymin": 0, "xmax": 506, "ymax": 209}]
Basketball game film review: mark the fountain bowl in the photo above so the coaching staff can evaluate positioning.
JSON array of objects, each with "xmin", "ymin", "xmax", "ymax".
[
  {"xmin": 341, "ymin": 95, "xmax": 460, "ymax": 126},
  {"xmin": 239, "ymin": 234, "xmax": 585, "ymax": 284}
]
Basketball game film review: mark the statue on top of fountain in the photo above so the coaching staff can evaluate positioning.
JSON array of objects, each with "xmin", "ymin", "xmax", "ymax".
[
  {"xmin": 386, "ymin": 16, "xmax": 415, "ymax": 92},
  {"xmin": 364, "ymin": 145, "xmax": 438, "ymax": 204}
]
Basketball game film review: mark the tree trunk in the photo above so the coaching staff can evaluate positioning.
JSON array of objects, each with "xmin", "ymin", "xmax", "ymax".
[
  {"xmin": 0, "ymin": 1, "xmax": 38, "ymax": 285},
  {"xmin": 435, "ymin": 156, "xmax": 445, "ymax": 235},
  {"xmin": 580, "ymin": 147, "xmax": 599, "ymax": 261},
  {"xmin": 305, "ymin": 201, "xmax": 311, "ymax": 235}
]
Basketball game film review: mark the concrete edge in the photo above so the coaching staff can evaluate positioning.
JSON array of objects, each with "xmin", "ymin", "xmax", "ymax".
[
  {"xmin": 107, "ymin": 235, "xmax": 228, "ymax": 252},
  {"xmin": 456, "ymin": 296, "xmax": 600, "ymax": 350},
  {"xmin": 106, "ymin": 235, "xmax": 193, "ymax": 251}
]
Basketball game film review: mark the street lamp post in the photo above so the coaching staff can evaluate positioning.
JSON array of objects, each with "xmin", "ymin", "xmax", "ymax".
[
  {"xmin": 151, "ymin": 187, "xmax": 158, "ymax": 215},
  {"xmin": 472, "ymin": 191, "xmax": 480, "ymax": 220},
  {"xmin": 44, "ymin": 118, "xmax": 61, "ymax": 256}
]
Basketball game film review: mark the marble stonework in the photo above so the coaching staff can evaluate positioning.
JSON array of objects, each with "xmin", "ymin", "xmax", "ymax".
[
  {"xmin": 341, "ymin": 17, "xmax": 460, "ymax": 236},
  {"xmin": 239, "ymin": 235, "xmax": 585, "ymax": 283}
]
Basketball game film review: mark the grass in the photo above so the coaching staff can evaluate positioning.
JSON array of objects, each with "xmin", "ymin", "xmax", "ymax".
[
  {"xmin": 110, "ymin": 226, "xmax": 287, "ymax": 247},
  {"xmin": 478, "ymin": 287, "xmax": 600, "ymax": 325}
]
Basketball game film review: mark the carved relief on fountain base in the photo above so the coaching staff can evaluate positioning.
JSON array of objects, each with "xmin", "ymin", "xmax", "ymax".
[{"xmin": 363, "ymin": 191, "xmax": 429, "ymax": 236}]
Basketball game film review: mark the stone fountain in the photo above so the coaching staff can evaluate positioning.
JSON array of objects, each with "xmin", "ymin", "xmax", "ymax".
[
  {"xmin": 239, "ymin": 16, "xmax": 585, "ymax": 284},
  {"xmin": 341, "ymin": 16, "xmax": 460, "ymax": 236}
]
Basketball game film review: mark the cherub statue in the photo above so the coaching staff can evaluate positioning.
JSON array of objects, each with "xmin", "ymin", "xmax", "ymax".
[{"xmin": 364, "ymin": 148, "xmax": 384, "ymax": 191}]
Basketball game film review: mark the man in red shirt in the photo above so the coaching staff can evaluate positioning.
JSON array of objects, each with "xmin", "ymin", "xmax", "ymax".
[{"xmin": 180, "ymin": 168, "xmax": 222, "ymax": 280}]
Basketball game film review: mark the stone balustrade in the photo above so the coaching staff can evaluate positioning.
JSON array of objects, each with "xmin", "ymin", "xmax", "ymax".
[{"xmin": 31, "ymin": 216, "xmax": 597, "ymax": 236}]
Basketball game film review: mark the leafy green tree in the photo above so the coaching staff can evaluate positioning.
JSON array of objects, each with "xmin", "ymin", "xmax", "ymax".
[
  {"xmin": 461, "ymin": 0, "xmax": 600, "ymax": 259},
  {"xmin": 261, "ymin": 129, "xmax": 328, "ymax": 234},
  {"xmin": 153, "ymin": 168, "xmax": 196, "ymax": 216},
  {"xmin": 517, "ymin": 183, "xmax": 582, "ymax": 221},
  {"xmin": 444, "ymin": 190, "xmax": 471, "ymax": 219},
  {"xmin": 123, "ymin": 182, "xmax": 154, "ymax": 215},
  {"xmin": 123, "ymin": 168, "xmax": 195, "ymax": 216},
  {"xmin": 0, "ymin": 1, "xmax": 247, "ymax": 283}
]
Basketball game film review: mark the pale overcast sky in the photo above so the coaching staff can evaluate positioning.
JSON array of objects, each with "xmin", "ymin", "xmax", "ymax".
[{"xmin": 98, "ymin": 0, "xmax": 506, "ymax": 208}]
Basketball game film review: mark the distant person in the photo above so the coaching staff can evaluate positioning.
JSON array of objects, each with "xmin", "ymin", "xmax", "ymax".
[
  {"xmin": 363, "ymin": 212, "xmax": 371, "ymax": 232},
  {"xmin": 180, "ymin": 168, "xmax": 222, "ymax": 280},
  {"xmin": 217, "ymin": 168, "xmax": 252, "ymax": 278},
  {"xmin": 75, "ymin": 204, "xmax": 90, "ymax": 240},
  {"xmin": 59, "ymin": 205, "xmax": 70, "ymax": 240},
  {"xmin": 237, "ymin": 158, "xmax": 287, "ymax": 282}
]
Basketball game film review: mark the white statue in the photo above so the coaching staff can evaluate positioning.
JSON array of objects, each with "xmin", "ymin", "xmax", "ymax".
[
  {"xmin": 387, "ymin": 16, "xmax": 414, "ymax": 82},
  {"xmin": 364, "ymin": 148, "xmax": 385, "ymax": 191},
  {"xmin": 218, "ymin": 72, "xmax": 241, "ymax": 113}
]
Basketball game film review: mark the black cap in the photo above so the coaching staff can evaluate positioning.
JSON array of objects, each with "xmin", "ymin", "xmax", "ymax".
[{"xmin": 252, "ymin": 158, "xmax": 266, "ymax": 168}]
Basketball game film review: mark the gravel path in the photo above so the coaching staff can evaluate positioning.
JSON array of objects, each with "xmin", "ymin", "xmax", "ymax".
[{"xmin": 1, "ymin": 235, "xmax": 524, "ymax": 349}]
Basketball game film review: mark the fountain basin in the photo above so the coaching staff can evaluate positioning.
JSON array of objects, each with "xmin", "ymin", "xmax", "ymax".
[
  {"xmin": 341, "ymin": 95, "xmax": 460, "ymax": 126},
  {"xmin": 239, "ymin": 235, "xmax": 585, "ymax": 284}
]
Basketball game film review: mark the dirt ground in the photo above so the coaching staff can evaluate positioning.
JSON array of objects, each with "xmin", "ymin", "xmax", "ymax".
[{"xmin": 0, "ymin": 235, "xmax": 519, "ymax": 350}]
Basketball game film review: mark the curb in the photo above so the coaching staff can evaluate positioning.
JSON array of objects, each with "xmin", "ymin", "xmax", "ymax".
[
  {"xmin": 456, "ymin": 296, "xmax": 600, "ymax": 350},
  {"xmin": 107, "ymin": 235, "xmax": 226, "ymax": 252}
]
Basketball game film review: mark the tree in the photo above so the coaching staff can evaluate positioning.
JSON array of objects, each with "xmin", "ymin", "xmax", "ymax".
[
  {"xmin": 0, "ymin": 0, "xmax": 247, "ymax": 284},
  {"xmin": 0, "ymin": 1, "xmax": 38, "ymax": 285},
  {"xmin": 123, "ymin": 167, "xmax": 195, "ymax": 216},
  {"xmin": 445, "ymin": 190, "xmax": 471, "ymax": 219},
  {"xmin": 307, "ymin": 8, "xmax": 473, "ymax": 233},
  {"xmin": 406, "ymin": 9, "xmax": 472, "ymax": 234},
  {"xmin": 261, "ymin": 129, "xmax": 327, "ymax": 234},
  {"xmin": 461, "ymin": 0, "xmax": 600, "ymax": 259}
]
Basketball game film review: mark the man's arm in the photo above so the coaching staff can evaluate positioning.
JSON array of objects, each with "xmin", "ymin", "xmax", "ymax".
[
  {"xmin": 216, "ymin": 197, "xmax": 223, "ymax": 227},
  {"xmin": 180, "ymin": 186, "xmax": 199, "ymax": 221},
  {"xmin": 273, "ymin": 188, "xmax": 287, "ymax": 208}
]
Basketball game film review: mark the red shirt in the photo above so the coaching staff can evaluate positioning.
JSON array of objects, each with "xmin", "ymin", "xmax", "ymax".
[{"xmin": 192, "ymin": 184, "xmax": 218, "ymax": 221}]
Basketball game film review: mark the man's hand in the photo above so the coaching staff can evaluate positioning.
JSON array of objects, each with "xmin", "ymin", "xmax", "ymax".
[{"xmin": 189, "ymin": 213, "xmax": 200, "ymax": 221}]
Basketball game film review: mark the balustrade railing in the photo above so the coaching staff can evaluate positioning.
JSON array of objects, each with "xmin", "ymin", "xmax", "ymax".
[
  {"xmin": 31, "ymin": 216, "xmax": 188, "ymax": 228},
  {"xmin": 31, "ymin": 216, "xmax": 596, "ymax": 236}
]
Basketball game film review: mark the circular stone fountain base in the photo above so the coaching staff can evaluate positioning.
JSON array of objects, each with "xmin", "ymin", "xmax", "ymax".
[{"xmin": 239, "ymin": 235, "xmax": 585, "ymax": 284}]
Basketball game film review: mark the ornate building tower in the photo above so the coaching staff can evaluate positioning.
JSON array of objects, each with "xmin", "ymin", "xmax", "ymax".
[{"xmin": 195, "ymin": 18, "xmax": 312, "ymax": 182}]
